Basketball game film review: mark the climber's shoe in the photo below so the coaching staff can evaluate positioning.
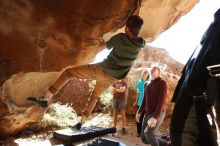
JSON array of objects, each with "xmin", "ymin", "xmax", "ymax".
[
  {"xmin": 71, "ymin": 122, "xmax": 83, "ymax": 131},
  {"xmin": 27, "ymin": 96, "xmax": 48, "ymax": 108}
]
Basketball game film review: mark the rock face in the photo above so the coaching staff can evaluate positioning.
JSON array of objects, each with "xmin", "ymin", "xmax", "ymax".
[
  {"xmin": 0, "ymin": 0, "xmax": 142, "ymax": 85},
  {"xmin": 139, "ymin": 0, "xmax": 198, "ymax": 42},
  {"xmin": 1, "ymin": 72, "xmax": 59, "ymax": 114},
  {"xmin": 0, "ymin": 0, "xmax": 198, "ymax": 84},
  {"xmin": 0, "ymin": 72, "xmax": 93, "ymax": 137},
  {"xmin": 52, "ymin": 78, "xmax": 93, "ymax": 115},
  {"xmin": 0, "ymin": 0, "xmax": 199, "ymax": 137}
]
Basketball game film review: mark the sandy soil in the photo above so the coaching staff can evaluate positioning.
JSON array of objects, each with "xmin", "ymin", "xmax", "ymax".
[
  {"xmin": 0, "ymin": 125, "xmax": 148, "ymax": 146},
  {"xmin": 0, "ymin": 113, "xmax": 168, "ymax": 146},
  {"xmin": 0, "ymin": 120, "xmax": 148, "ymax": 146},
  {"xmin": 104, "ymin": 116, "xmax": 149, "ymax": 146}
]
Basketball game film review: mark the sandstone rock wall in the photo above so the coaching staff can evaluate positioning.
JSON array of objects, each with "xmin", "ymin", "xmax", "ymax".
[
  {"xmin": 140, "ymin": 0, "xmax": 198, "ymax": 41},
  {"xmin": 0, "ymin": 0, "xmax": 142, "ymax": 84},
  {"xmin": 0, "ymin": 0, "xmax": 198, "ymax": 84},
  {"xmin": 0, "ymin": 71, "xmax": 93, "ymax": 137},
  {"xmin": 0, "ymin": 0, "xmax": 199, "ymax": 137}
]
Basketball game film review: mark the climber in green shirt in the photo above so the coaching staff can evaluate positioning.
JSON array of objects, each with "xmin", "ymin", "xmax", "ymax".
[
  {"xmin": 99, "ymin": 31, "xmax": 145, "ymax": 79},
  {"xmin": 28, "ymin": 15, "xmax": 145, "ymax": 118}
]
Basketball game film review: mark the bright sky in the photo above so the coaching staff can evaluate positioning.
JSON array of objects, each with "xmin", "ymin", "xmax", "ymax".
[
  {"xmin": 93, "ymin": 0, "xmax": 220, "ymax": 64},
  {"xmin": 150, "ymin": 0, "xmax": 220, "ymax": 64}
]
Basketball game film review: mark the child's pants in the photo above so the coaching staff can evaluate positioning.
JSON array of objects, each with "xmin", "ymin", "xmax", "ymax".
[{"xmin": 48, "ymin": 64, "xmax": 117, "ymax": 117}]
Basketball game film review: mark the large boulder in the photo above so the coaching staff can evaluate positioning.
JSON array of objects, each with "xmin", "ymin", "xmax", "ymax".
[
  {"xmin": 0, "ymin": 72, "xmax": 93, "ymax": 137},
  {"xmin": 0, "ymin": 0, "xmax": 199, "ymax": 137},
  {"xmin": 1, "ymin": 72, "xmax": 59, "ymax": 114},
  {"xmin": 0, "ymin": 72, "xmax": 59, "ymax": 137},
  {"xmin": 0, "ymin": 0, "xmax": 198, "ymax": 84}
]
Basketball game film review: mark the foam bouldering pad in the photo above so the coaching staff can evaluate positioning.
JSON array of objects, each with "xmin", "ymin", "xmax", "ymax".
[{"xmin": 53, "ymin": 126, "xmax": 116, "ymax": 143}]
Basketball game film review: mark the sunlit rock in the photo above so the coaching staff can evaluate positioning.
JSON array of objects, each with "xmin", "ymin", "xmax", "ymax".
[
  {"xmin": 0, "ymin": 0, "xmax": 198, "ymax": 83},
  {"xmin": 0, "ymin": 0, "xmax": 198, "ymax": 137},
  {"xmin": 0, "ymin": 72, "xmax": 92, "ymax": 137}
]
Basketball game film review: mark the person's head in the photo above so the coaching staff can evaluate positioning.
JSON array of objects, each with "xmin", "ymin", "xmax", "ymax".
[
  {"xmin": 125, "ymin": 15, "xmax": 143, "ymax": 37},
  {"xmin": 141, "ymin": 70, "xmax": 149, "ymax": 81},
  {"xmin": 150, "ymin": 66, "xmax": 160, "ymax": 80}
]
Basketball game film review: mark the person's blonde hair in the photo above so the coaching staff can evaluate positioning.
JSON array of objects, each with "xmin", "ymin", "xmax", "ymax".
[{"xmin": 141, "ymin": 70, "xmax": 149, "ymax": 77}]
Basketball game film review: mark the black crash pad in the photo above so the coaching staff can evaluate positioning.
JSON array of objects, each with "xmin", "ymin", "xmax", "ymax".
[{"xmin": 53, "ymin": 126, "xmax": 116, "ymax": 143}]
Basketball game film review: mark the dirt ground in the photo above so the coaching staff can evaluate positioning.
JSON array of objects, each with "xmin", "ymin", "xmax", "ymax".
[
  {"xmin": 0, "ymin": 119, "xmax": 147, "ymax": 146},
  {"xmin": 0, "ymin": 113, "xmax": 169, "ymax": 146}
]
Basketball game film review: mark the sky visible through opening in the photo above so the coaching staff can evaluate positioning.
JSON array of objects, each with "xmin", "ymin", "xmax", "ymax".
[
  {"xmin": 93, "ymin": 1, "xmax": 220, "ymax": 64},
  {"xmin": 150, "ymin": 0, "xmax": 220, "ymax": 64}
]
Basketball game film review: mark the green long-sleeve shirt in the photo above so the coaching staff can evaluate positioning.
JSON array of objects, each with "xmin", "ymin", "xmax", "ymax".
[{"xmin": 99, "ymin": 33, "xmax": 145, "ymax": 79}]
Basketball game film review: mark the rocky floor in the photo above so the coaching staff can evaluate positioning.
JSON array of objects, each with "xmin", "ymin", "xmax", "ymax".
[
  {"xmin": 0, "ymin": 124, "xmax": 147, "ymax": 146},
  {"xmin": 0, "ymin": 113, "xmax": 169, "ymax": 146},
  {"xmin": 0, "ymin": 116, "xmax": 147, "ymax": 146}
]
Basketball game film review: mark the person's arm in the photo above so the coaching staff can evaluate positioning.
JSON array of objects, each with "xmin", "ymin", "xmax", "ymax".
[
  {"xmin": 111, "ymin": 83, "xmax": 116, "ymax": 94},
  {"xmin": 137, "ymin": 84, "xmax": 147, "ymax": 114},
  {"xmin": 136, "ymin": 85, "xmax": 147, "ymax": 122},
  {"xmin": 152, "ymin": 80, "xmax": 168, "ymax": 119},
  {"xmin": 133, "ymin": 93, "xmax": 139, "ymax": 106},
  {"xmin": 105, "ymin": 34, "xmax": 119, "ymax": 50},
  {"xmin": 95, "ymin": 36, "xmax": 113, "ymax": 53},
  {"xmin": 98, "ymin": 39, "xmax": 107, "ymax": 51},
  {"xmin": 115, "ymin": 86, "xmax": 126, "ymax": 93},
  {"xmin": 134, "ymin": 81, "xmax": 141, "ymax": 106},
  {"xmin": 111, "ymin": 87, "xmax": 116, "ymax": 94},
  {"xmin": 115, "ymin": 81, "xmax": 127, "ymax": 93}
]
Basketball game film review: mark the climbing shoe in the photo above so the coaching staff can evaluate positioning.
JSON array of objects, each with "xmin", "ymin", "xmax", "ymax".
[
  {"xmin": 71, "ymin": 122, "xmax": 83, "ymax": 131},
  {"xmin": 27, "ymin": 96, "xmax": 48, "ymax": 108}
]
